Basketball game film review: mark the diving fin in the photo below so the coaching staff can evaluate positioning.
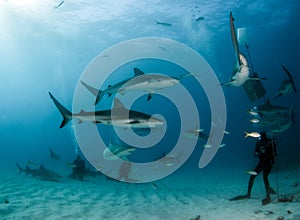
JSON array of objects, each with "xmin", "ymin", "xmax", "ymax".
[{"xmin": 229, "ymin": 194, "xmax": 250, "ymax": 201}]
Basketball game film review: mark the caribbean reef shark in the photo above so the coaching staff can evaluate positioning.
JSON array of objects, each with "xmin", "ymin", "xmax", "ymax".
[
  {"xmin": 49, "ymin": 92, "xmax": 163, "ymax": 129},
  {"xmin": 17, "ymin": 163, "xmax": 63, "ymax": 182},
  {"xmin": 80, "ymin": 67, "xmax": 144, "ymax": 105},
  {"xmin": 81, "ymin": 68, "xmax": 191, "ymax": 101},
  {"xmin": 103, "ymin": 142, "xmax": 136, "ymax": 160},
  {"xmin": 222, "ymin": 12, "xmax": 265, "ymax": 87}
]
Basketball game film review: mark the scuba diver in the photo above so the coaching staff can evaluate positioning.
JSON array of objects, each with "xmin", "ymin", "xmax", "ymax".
[
  {"xmin": 230, "ymin": 132, "xmax": 277, "ymax": 205},
  {"xmin": 68, "ymin": 155, "xmax": 86, "ymax": 181}
]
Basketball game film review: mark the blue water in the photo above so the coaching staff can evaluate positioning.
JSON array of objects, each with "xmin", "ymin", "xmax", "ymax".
[{"xmin": 0, "ymin": 0, "xmax": 299, "ymax": 179}]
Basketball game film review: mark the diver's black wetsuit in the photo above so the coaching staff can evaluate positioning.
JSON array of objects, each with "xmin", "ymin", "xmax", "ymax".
[
  {"xmin": 247, "ymin": 132, "xmax": 277, "ymax": 204},
  {"xmin": 68, "ymin": 155, "xmax": 86, "ymax": 181}
]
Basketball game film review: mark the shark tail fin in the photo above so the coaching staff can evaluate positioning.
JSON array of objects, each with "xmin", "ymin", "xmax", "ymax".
[
  {"xmin": 49, "ymin": 92, "xmax": 72, "ymax": 128},
  {"xmin": 16, "ymin": 163, "xmax": 24, "ymax": 173}
]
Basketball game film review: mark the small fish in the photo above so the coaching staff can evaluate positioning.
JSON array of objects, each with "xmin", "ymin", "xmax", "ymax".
[
  {"xmin": 26, "ymin": 161, "xmax": 38, "ymax": 167},
  {"xmin": 203, "ymin": 144, "xmax": 212, "ymax": 148},
  {"xmin": 218, "ymin": 144, "xmax": 226, "ymax": 148},
  {"xmin": 247, "ymin": 170, "xmax": 258, "ymax": 175},
  {"xmin": 54, "ymin": 0, "xmax": 64, "ymax": 9},
  {"xmin": 195, "ymin": 16, "xmax": 205, "ymax": 21},
  {"xmin": 152, "ymin": 183, "xmax": 159, "ymax": 189},
  {"xmin": 250, "ymin": 118, "xmax": 260, "ymax": 124},
  {"xmin": 223, "ymin": 130, "xmax": 230, "ymax": 135},
  {"xmin": 155, "ymin": 20, "xmax": 172, "ymax": 26},
  {"xmin": 248, "ymin": 109, "xmax": 259, "ymax": 116},
  {"xmin": 244, "ymin": 131, "xmax": 261, "ymax": 138},
  {"xmin": 67, "ymin": 163, "xmax": 77, "ymax": 168}
]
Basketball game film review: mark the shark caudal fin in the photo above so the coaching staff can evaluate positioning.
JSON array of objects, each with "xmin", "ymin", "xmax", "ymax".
[{"xmin": 49, "ymin": 92, "xmax": 72, "ymax": 128}]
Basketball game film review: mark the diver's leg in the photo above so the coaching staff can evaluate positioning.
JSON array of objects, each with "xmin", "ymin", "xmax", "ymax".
[
  {"xmin": 247, "ymin": 162, "xmax": 263, "ymax": 197},
  {"xmin": 262, "ymin": 163, "xmax": 272, "ymax": 205},
  {"xmin": 263, "ymin": 164, "xmax": 272, "ymax": 198},
  {"xmin": 247, "ymin": 175, "xmax": 255, "ymax": 197}
]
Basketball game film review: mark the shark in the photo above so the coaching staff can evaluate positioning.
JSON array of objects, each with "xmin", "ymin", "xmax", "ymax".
[
  {"xmin": 275, "ymin": 65, "xmax": 298, "ymax": 99},
  {"xmin": 82, "ymin": 68, "xmax": 191, "ymax": 101},
  {"xmin": 249, "ymin": 98, "xmax": 296, "ymax": 135},
  {"xmin": 183, "ymin": 128, "xmax": 208, "ymax": 140},
  {"xmin": 80, "ymin": 67, "xmax": 144, "ymax": 105},
  {"xmin": 103, "ymin": 142, "xmax": 136, "ymax": 160},
  {"xmin": 117, "ymin": 69, "xmax": 191, "ymax": 101},
  {"xmin": 249, "ymin": 99, "xmax": 291, "ymax": 117},
  {"xmin": 222, "ymin": 12, "xmax": 265, "ymax": 87},
  {"xmin": 153, "ymin": 152, "xmax": 181, "ymax": 168},
  {"xmin": 267, "ymin": 112, "xmax": 295, "ymax": 135},
  {"xmin": 49, "ymin": 92, "xmax": 163, "ymax": 129},
  {"xmin": 17, "ymin": 163, "xmax": 63, "ymax": 182}
]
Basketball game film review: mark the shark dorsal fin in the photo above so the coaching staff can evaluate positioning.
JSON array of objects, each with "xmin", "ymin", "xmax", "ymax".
[
  {"xmin": 133, "ymin": 67, "xmax": 145, "ymax": 76},
  {"xmin": 79, "ymin": 109, "xmax": 86, "ymax": 114},
  {"xmin": 265, "ymin": 98, "xmax": 271, "ymax": 106},
  {"xmin": 113, "ymin": 98, "xmax": 126, "ymax": 109}
]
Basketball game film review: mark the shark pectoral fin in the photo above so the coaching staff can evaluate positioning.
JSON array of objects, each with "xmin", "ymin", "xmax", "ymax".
[
  {"xmin": 129, "ymin": 120, "xmax": 140, "ymax": 124},
  {"xmin": 80, "ymin": 81, "xmax": 100, "ymax": 96},
  {"xmin": 147, "ymin": 93, "xmax": 154, "ymax": 101}
]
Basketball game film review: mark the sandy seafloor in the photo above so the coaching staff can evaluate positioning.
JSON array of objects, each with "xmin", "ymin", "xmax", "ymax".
[{"xmin": 1, "ymin": 166, "xmax": 299, "ymax": 220}]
